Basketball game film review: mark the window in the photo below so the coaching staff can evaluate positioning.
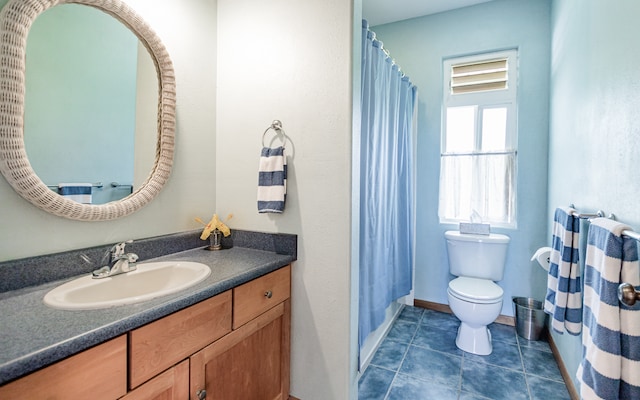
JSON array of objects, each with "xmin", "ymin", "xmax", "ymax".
[{"xmin": 439, "ymin": 50, "xmax": 517, "ymax": 228}]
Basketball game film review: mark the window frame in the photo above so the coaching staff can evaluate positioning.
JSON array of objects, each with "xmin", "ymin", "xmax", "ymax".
[{"xmin": 439, "ymin": 49, "xmax": 518, "ymax": 228}]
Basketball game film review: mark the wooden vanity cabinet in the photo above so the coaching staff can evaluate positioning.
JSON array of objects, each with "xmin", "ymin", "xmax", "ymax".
[
  {"xmin": 0, "ymin": 265, "xmax": 291, "ymax": 400},
  {"xmin": 129, "ymin": 264, "xmax": 291, "ymax": 400},
  {"xmin": 191, "ymin": 265, "xmax": 291, "ymax": 400},
  {"xmin": 0, "ymin": 335, "xmax": 127, "ymax": 400}
]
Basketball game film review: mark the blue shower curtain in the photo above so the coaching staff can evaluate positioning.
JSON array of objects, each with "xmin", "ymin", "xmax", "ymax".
[{"xmin": 359, "ymin": 20, "xmax": 417, "ymax": 349}]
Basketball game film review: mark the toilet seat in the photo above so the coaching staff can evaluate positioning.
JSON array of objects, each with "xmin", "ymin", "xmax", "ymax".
[{"xmin": 448, "ymin": 277, "xmax": 503, "ymax": 304}]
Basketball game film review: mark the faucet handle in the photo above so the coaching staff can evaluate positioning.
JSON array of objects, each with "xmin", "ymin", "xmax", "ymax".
[
  {"xmin": 128, "ymin": 253, "xmax": 139, "ymax": 262},
  {"xmin": 92, "ymin": 266, "xmax": 111, "ymax": 278},
  {"xmin": 110, "ymin": 239, "xmax": 133, "ymax": 258}
]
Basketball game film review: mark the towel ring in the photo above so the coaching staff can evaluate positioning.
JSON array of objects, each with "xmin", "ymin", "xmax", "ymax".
[{"xmin": 262, "ymin": 120, "xmax": 288, "ymax": 148}]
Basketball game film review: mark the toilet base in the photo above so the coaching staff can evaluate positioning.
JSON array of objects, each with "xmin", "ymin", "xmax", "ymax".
[{"xmin": 455, "ymin": 322, "xmax": 493, "ymax": 355}]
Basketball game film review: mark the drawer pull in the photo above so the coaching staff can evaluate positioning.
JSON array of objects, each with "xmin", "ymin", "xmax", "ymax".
[
  {"xmin": 196, "ymin": 389, "xmax": 207, "ymax": 399},
  {"xmin": 265, "ymin": 290, "xmax": 273, "ymax": 299}
]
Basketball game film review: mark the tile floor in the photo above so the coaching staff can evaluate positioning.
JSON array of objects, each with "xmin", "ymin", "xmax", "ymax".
[{"xmin": 358, "ymin": 306, "xmax": 571, "ymax": 400}]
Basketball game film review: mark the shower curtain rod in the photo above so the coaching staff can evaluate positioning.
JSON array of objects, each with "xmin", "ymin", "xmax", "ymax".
[{"xmin": 365, "ymin": 23, "xmax": 407, "ymax": 78}]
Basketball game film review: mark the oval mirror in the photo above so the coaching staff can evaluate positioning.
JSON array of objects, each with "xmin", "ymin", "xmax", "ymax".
[{"xmin": 0, "ymin": 0, "xmax": 176, "ymax": 221}]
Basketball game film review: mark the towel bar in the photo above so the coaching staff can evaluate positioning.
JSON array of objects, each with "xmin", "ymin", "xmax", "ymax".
[
  {"xmin": 110, "ymin": 182, "xmax": 133, "ymax": 190},
  {"xmin": 47, "ymin": 182, "xmax": 103, "ymax": 189},
  {"xmin": 568, "ymin": 204, "xmax": 604, "ymax": 219},
  {"xmin": 569, "ymin": 205, "xmax": 640, "ymax": 242},
  {"xmin": 47, "ymin": 182, "xmax": 133, "ymax": 190},
  {"xmin": 605, "ymin": 213, "xmax": 640, "ymax": 242}
]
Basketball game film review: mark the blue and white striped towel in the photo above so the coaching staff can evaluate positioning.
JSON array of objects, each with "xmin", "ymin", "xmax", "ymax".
[
  {"xmin": 58, "ymin": 183, "xmax": 92, "ymax": 204},
  {"xmin": 577, "ymin": 218, "xmax": 640, "ymax": 400},
  {"xmin": 257, "ymin": 146, "xmax": 287, "ymax": 213},
  {"xmin": 544, "ymin": 206, "xmax": 582, "ymax": 335}
]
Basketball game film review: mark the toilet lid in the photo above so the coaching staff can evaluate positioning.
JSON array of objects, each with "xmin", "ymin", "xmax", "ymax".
[{"xmin": 448, "ymin": 277, "xmax": 503, "ymax": 303}]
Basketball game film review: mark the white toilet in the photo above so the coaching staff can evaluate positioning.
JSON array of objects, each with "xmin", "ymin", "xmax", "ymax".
[{"xmin": 445, "ymin": 230, "xmax": 510, "ymax": 355}]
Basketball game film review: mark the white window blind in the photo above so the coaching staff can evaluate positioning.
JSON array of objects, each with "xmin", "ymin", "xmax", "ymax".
[{"xmin": 450, "ymin": 58, "xmax": 508, "ymax": 94}]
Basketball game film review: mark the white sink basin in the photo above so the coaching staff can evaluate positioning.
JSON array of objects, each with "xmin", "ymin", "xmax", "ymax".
[{"xmin": 44, "ymin": 261, "xmax": 211, "ymax": 310}]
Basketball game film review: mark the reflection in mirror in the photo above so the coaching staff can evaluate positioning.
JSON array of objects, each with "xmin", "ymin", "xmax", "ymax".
[
  {"xmin": 24, "ymin": 4, "xmax": 158, "ymax": 204},
  {"xmin": 0, "ymin": 0, "xmax": 176, "ymax": 221}
]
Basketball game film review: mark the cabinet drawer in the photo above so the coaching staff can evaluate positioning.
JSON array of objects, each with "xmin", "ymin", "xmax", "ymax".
[
  {"xmin": 129, "ymin": 291, "xmax": 232, "ymax": 389},
  {"xmin": 233, "ymin": 265, "xmax": 291, "ymax": 328},
  {"xmin": 0, "ymin": 335, "xmax": 127, "ymax": 400}
]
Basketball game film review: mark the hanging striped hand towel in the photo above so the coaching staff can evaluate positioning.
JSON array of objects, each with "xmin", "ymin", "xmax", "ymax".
[
  {"xmin": 257, "ymin": 146, "xmax": 287, "ymax": 213},
  {"xmin": 577, "ymin": 218, "xmax": 640, "ymax": 400},
  {"xmin": 58, "ymin": 183, "xmax": 93, "ymax": 204},
  {"xmin": 544, "ymin": 206, "xmax": 582, "ymax": 335}
]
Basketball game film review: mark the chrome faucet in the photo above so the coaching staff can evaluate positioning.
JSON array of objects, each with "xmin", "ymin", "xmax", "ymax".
[{"xmin": 92, "ymin": 240, "xmax": 139, "ymax": 279}]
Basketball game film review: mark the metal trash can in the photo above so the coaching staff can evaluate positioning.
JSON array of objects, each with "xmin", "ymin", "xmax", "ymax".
[{"xmin": 512, "ymin": 297, "xmax": 547, "ymax": 341}]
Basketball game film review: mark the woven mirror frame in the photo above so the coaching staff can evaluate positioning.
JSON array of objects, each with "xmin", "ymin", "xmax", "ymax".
[{"xmin": 0, "ymin": 0, "xmax": 176, "ymax": 221}]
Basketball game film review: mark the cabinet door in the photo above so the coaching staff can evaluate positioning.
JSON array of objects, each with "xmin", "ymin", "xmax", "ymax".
[
  {"xmin": 0, "ymin": 335, "xmax": 127, "ymax": 400},
  {"xmin": 191, "ymin": 300, "xmax": 290, "ymax": 400},
  {"xmin": 120, "ymin": 359, "xmax": 189, "ymax": 400}
]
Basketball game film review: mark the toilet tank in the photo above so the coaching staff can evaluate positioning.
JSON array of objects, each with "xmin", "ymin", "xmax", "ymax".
[{"xmin": 445, "ymin": 231, "xmax": 510, "ymax": 281}]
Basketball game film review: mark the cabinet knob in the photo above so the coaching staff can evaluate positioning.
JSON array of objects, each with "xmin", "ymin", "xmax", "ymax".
[
  {"xmin": 265, "ymin": 290, "xmax": 273, "ymax": 299},
  {"xmin": 196, "ymin": 389, "xmax": 207, "ymax": 400}
]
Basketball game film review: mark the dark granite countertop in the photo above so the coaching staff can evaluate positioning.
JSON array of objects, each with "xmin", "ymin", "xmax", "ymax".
[{"xmin": 0, "ymin": 230, "xmax": 296, "ymax": 385}]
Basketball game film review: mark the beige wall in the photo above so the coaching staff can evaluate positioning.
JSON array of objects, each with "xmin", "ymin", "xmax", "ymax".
[{"xmin": 215, "ymin": 1, "xmax": 355, "ymax": 398}]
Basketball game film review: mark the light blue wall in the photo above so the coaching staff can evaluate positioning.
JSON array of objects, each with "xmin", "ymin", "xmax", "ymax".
[
  {"xmin": 372, "ymin": 0, "xmax": 552, "ymax": 316},
  {"xmin": 548, "ymin": 0, "xmax": 640, "ymax": 390}
]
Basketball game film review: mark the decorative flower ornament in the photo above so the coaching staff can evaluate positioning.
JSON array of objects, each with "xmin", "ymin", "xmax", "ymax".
[{"xmin": 195, "ymin": 213, "xmax": 233, "ymax": 240}]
